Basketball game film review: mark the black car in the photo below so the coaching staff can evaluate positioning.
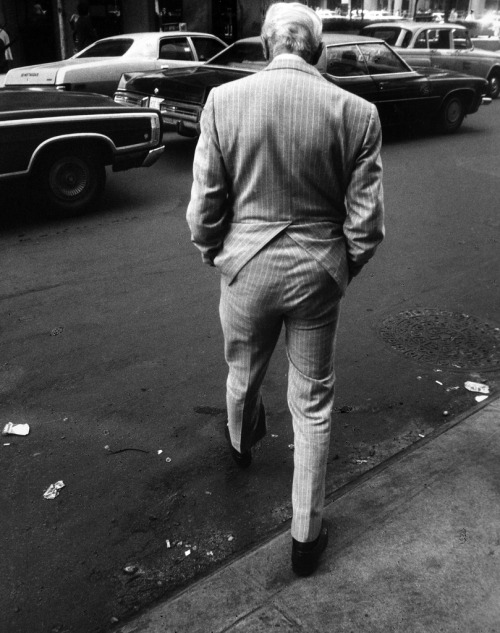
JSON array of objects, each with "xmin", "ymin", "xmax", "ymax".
[
  {"xmin": 0, "ymin": 89, "xmax": 164, "ymax": 216},
  {"xmin": 114, "ymin": 33, "xmax": 490, "ymax": 137}
]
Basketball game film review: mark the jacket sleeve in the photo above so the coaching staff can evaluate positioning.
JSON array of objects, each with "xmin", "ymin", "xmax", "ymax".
[
  {"xmin": 186, "ymin": 90, "xmax": 230, "ymax": 266},
  {"xmin": 343, "ymin": 105, "xmax": 385, "ymax": 281}
]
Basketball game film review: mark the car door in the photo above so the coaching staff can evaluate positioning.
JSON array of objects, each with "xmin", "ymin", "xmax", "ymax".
[
  {"xmin": 451, "ymin": 28, "xmax": 478, "ymax": 75},
  {"xmin": 428, "ymin": 28, "xmax": 458, "ymax": 71},
  {"xmin": 357, "ymin": 42, "xmax": 439, "ymax": 123}
]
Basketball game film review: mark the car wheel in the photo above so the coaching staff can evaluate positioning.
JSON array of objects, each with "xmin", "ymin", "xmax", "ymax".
[
  {"xmin": 36, "ymin": 149, "xmax": 106, "ymax": 217},
  {"xmin": 435, "ymin": 96, "xmax": 465, "ymax": 134},
  {"xmin": 487, "ymin": 71, "xmax": 500, "ymax": 100}
]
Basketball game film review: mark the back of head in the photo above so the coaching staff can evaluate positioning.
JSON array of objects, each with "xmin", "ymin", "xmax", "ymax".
[{"xmin": 261, "ymin": 2, "xmax": 323, "ymax": 63}]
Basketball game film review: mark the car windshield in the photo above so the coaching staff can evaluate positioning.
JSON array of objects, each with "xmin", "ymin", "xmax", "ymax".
[
  {"xmin": 76, "ymin": 38, "xmax": 134, "ymax": 58},
  {"xmin": 206, "ymin": 41, "xmax": 267, "ymax": 69}
]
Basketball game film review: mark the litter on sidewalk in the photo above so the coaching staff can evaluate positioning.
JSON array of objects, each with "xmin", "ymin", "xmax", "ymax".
[
  {"xmin": 43, "ymin": 480, "xmax": 65, "ymax": 500},
  {"xmin": 2, "ymin": 422, "xmax": 30, "ymax": 436},
  {"xmin": 464, "ymin": 381, "xmax": 490, "ymax": 394}
]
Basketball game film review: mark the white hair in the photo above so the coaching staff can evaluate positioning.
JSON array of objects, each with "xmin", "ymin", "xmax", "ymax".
[{"xmin": 261, "ymin": 2, "xmax": 323, "ymax": 61}]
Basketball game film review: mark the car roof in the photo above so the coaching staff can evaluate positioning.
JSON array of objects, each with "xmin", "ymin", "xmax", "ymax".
[
  {"xmin": 236, "ymin": 33, "xmax": 384, "ymax": 46},
  {"xmin": 94, "ymin": 32, "xmax": 221, "ymax": 42},
  {"xmin": 363, "ymin": 21, "xmax": 467, "ymax": 31}
]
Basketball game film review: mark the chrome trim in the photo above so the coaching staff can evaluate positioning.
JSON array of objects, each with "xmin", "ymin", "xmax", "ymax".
[
  {"xmin": 0, "ymin": 111, "xmax": 159, "ymax": 127},
  {"xmin": 481, "ymin": 96, "xmax": 492, "ymax": 105},
  {"xmin": 0, "ymin": 124, "xmax": 162, "ymax": 179},
  {"xmin": 142, "ymin": 145, "xmax": 165, "ymax": 167}
]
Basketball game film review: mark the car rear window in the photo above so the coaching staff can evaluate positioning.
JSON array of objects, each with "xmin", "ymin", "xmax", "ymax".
[{"xmin": 77, "ymin": 39, "xmax": 134, "ymax": 58}]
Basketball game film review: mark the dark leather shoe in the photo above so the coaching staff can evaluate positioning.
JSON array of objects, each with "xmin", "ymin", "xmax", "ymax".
[
  {"xmin": 292, "ymin": 522, "xmax": 328, "ymax": 577},
  {"xmin": 225, "ymin": 425, "xmax": 252, "ymax": 468}
]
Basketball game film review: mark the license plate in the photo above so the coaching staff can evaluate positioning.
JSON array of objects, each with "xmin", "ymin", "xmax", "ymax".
[
  {"xmin": 162, "ymin": 116, "xmax": 178, "ymax": 125},
  {"xmin": 149, "ymin": 96, "xmax": 164, "ymax": 110}
]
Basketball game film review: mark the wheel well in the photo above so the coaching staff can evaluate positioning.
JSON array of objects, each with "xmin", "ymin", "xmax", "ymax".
[
  {"xmin": 487, "ymin": 65, "xmax": 500, "ymax": 79},
  {"xmin": 442, "ymin": 89, "xmax": 474, "ymax": 112},
  {"xmin": 31, "ymin": 138, "xmax": 114, "ymax": 173}
]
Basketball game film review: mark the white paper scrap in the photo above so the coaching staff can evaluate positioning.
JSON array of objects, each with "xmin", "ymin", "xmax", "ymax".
[
  {"xmin": 2, "ymin": 422, "xmax": 30, "ymax": 436},
  {"xmin": 43, "ymin": 480, "xmax": 65, "ymax": 500},
  {"xmin": 464, "ymin": 381, "xmax": 490, "ymax": 394}
]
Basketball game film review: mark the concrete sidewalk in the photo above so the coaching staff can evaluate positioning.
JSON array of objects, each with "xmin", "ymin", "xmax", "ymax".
[{"xmin": 115, "ymin": 396, "xmax": 500, "ymax": 633}]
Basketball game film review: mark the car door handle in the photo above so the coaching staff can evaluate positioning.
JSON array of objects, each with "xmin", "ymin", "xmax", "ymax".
[
  {"xmin": 377, "ymin": 81, "xmax": 390, "ymax": 90},
  {"xmin": 161, "ymin": 64, "xmax": 169, "ymax": 69}
]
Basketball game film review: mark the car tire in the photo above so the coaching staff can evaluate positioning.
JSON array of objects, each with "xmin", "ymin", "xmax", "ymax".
[
  {"xmin": 434, "ymin": 96, "xmax": 465, "ymax": 134},
  {"xmin": 36, "ymin": 148, "xmax": 106, "ymax": 217},
  {"xmin": 487, "ymin": 70, "xmax": 500, "ymax": 100}
]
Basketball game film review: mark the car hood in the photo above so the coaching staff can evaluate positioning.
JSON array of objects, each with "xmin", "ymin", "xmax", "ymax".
[{"xmin": 122, "ymin": 65, "xmax": 254, "ymax": 103}]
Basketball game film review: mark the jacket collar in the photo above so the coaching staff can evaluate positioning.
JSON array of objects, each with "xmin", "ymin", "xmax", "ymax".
[{"xmin": 264, "ymin": 54, "xmax": 322, "ymax": 79}]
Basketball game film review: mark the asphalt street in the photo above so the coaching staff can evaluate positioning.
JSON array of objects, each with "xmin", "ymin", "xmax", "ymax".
[{"xmin": 1, "ymin": 101, "xmax": 499, "ymax": 633}]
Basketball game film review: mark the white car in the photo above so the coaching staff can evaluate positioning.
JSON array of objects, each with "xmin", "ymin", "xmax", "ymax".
[{"xmin": 4, "ymin": 31, "xmax": 227, "ymax": 97}]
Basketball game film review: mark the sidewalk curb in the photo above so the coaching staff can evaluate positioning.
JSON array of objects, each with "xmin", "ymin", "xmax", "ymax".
[{"xmin": 113, "ymin": 391, "xmax": 499, "ymax": 631}]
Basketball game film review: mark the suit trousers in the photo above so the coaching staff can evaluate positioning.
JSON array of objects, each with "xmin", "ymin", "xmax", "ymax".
[{"xmin": 219, "ymin": 233, "xmax": 342, "ymax": 542}]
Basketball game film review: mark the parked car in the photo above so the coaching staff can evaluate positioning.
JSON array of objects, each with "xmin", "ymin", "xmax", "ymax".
[
  {"xmin": 361, "ymin": 22, "xmax": 500, "ymax": 98},
  {"xmin": 3, "ymin": 32, "xmax": 227, "ymax": 97},
  {"xmin": 114, "ymin": 33, "xmax": 490, "ymax": 137},
  {"xmin": 0, "ymin": 89, "xmax": 164, "ymax": 216}
]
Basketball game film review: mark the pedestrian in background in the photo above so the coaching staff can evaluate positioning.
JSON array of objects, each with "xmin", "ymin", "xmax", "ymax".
[
  {"xmin": 73, "ymin": 1, "xmax": 97, "ymax": 53},
  {"xmin": 0, "ymin": 23, "xmax": 13, "ymax": 73},
  {"xmin": 187, "ymin": 2, "xmax": 384, "ymax": 576}
]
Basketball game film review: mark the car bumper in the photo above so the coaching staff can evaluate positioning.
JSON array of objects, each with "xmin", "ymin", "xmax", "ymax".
[
  {"xmin": 481, "ymin": 96, "xmax": 492, "ymax": 106},
  {"xmin": 162, "ymin": 116, "xmax": 200, "ymax": 137},
  {"xmin": 112, "ymin": 145, "xmax": 164, "ymax": 171}
]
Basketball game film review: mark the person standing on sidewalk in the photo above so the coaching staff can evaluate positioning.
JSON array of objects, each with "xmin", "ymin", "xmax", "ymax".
[
  {"xmin": 187, "ymin": 2, "xmax": 384, "ymax": 576},
  {"xmin": 0, "ymin": 23, "xmax": 13, "ymax": 73}
]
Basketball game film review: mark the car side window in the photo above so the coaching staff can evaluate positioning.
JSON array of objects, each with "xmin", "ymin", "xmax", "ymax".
[
  {"xmin": 359, "ymin": 43, "xmax": 409, "ymax": 74},
  {"xmin": 414, "ymin": 31, "xmax": 429, "ymax": 48},
  {"xmin": 191, "ymin": 37, "xmax": 226, "ymax": 62},
  {"xmin": 434, "ymin": 29, "xmax": 451, "ymax": 49},
  {"xmin": 326, "ymin": 45, "xmax": 368, "ymax": 77},
  {"xmin": 159, "ymin": 37, "xmax": 193, "ymax": 61},
  {"xmin": 452, "ymin": 29, "xmax": 469, "ymax": 49}
]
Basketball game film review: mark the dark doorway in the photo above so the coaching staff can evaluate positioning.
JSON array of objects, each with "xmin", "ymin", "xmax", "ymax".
[
  {"xmin": 212, "ymin": 0, "xmax": 237, "ymax": 43},
  {"xmin": 87, "ymin": 1, "xmax": 123, "ymax": 39},
  {"xmin": 158, "ymin": 0, "xmax": 183, "ymax": 30}
]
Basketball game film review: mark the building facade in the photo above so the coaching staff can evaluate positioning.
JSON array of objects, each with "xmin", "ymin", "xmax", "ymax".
[{"xmin": 0, "ymin": 0, "xmax": 496, "ymax": 69}]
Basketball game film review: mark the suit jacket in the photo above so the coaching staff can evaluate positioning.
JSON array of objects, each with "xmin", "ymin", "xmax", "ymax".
[{"xmin": 186, "ymin": 54, "xmax": 384, "ymax": 293}]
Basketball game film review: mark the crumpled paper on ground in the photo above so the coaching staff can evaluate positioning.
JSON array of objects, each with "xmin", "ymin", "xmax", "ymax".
[
  {"xmin": 2, "ymin": 422, "xmax": 30, "ymax": 436},
  {"xmin": 43, "ymin": 480, "xmax": 65, "ymax": 500}
]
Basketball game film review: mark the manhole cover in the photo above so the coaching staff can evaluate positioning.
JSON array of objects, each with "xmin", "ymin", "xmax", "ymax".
[{"xmin": 379, "ymin": 309, "xmax": 500, "ymax": 371}]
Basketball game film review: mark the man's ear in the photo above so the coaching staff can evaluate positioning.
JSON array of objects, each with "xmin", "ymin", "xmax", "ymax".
[
  {"xmin": 261, "ymin": 37, "xmax": 270, "ymax": 61},
  {"xmin": 310, "ymin": 41, "xmax": 324, "ymax": 66}
]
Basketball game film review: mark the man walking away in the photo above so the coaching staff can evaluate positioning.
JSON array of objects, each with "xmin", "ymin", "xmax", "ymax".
[{"xmin": 187, "ymin": 2, "xmax": 384, "ymax": 576}]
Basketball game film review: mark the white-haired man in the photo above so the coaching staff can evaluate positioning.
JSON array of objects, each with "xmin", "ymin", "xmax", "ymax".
[{"xmin": 187, "ymin": 2, "xmax": 384, "ymax": 576}]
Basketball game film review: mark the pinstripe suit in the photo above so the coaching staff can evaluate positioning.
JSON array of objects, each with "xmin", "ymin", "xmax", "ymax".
[{"xmin": 187, "ymin": 54, "xmax": 384, "ymax": 542}]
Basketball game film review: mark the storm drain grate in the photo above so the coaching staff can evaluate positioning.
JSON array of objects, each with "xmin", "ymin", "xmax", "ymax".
[{"xmin": 379, "ymin": 309, "xmax": 500, "ymax": 371}]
